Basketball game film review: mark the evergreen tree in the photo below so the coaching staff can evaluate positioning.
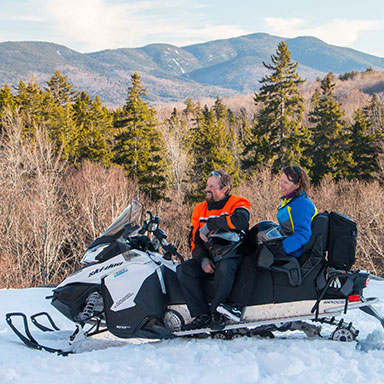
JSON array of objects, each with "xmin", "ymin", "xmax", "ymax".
[
  {"xmin": 71, "ymin": 92, "xmax": 113, "ymax": 165},
  {"xmin": 349, "ymin": 109, "xmax": 380, "ymax": 181},
  {"xmin": 213, "ymin": 96, "xmax": 228, "ymax": 120},
  {"xmin": 45, "ymin": 71, "xmax": 78, "ymax": 107},
  {"xmin": 183, "ymin": 97, "xmax": 199, "ymax": 118},
  {"xmin": 0, "ymin": 84, "xmax": 15, "ymax": 133},
  {"xmin": 0, "ymin": 84, "xmax": 15, "ymax": 111},
  {"xmin": 212, "ymin": 97, "xmax": 243, "ymax": 173},
  {"xmin": 363, "ymin": 93, "xmax": 384, "ymax": 135},
  {"xmin": 188, "ymin": 105, "xmax": 240, "ymax": 201},
  {"xmin": 182, "ymin": 98, "xmax": 202, "ymax": 131},
  {"xmin": 308, "ymin": 73, "xmax": 355, "ymax": 183},
  {"xmin": 113, "ymin": 73, "xmax": 167, "ymax": 200},
  {"xmin": 13, "ymin": 79, "xmax": 74, "ymax": 158},
  {"xmin": 44, "ymin": 72, "xmax": 79, "ymax": 159},
  {"xmin": 243, "ymin": 41, "xmax": 308, "ymax": 173},
  {"xmin": 238, "ymin": 107, "xmax": 252, "ymax": 146},
  {"xmin": 15, "ymin": 80, "xmax": 45, "ymax": 129}
]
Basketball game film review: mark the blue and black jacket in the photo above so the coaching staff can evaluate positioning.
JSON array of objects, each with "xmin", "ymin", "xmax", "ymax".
[{"xmin": 276, "ymin": 191, "xmax": 317, "ymax": 258}]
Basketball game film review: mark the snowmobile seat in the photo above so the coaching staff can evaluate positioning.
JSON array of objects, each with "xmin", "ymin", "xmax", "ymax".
[
  {"xmin": 300, "ymin": 212, "xmax": 329, "ymax": 274},
  {"xmin": 256, "ymin": 212, "xmax": 329, "ymax": 287},
  {"xmin": 256, "ymin": 246, "xmax": 303, "ymax": 286},
  {"xmin": 301, "ymin": 212, "xmax": 329, "ymax": 261}
]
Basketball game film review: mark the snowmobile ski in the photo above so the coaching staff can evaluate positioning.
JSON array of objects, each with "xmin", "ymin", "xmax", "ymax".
[{"xmin": 6, "ymin": 312, "xmax": 84, "ymax": 356}]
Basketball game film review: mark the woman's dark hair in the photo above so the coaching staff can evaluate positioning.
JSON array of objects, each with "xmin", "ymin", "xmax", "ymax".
[{"xmin": 282, "ymin": 165, "xmax": 310, "ymax": 196}]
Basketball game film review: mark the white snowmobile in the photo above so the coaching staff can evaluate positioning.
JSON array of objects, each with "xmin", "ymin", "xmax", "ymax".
[{"xmin": 6, "ymin": 200, "xmax": 384, "ymax": 355}]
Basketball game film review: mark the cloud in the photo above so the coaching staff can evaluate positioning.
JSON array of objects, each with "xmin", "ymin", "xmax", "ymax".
[
  {"xmin": 264, "ymin": 17, "xmax": 382, "ymax": 47},
  {"xmin": 34, "ymin": 0, "xmax": 247, "ymax": 51}
]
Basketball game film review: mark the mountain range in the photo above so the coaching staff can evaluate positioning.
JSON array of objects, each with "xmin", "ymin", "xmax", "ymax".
[{"xmin": 1, "ymin": 33, "xmax": 384, "ymax": 107}]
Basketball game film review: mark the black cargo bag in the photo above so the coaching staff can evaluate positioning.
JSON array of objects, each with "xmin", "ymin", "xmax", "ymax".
[{"xmin": 327, "ymin": 212, "xmax": 357, "ymax": 270}]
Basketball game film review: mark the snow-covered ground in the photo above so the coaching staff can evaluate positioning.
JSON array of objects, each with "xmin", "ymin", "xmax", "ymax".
[{"xmin": 1, "ymin": 280, "xmax": 384, "ymax": 384}]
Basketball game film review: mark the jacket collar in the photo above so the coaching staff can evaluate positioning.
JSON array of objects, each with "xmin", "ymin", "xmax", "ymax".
[
  {"xmin": 207, "ymin": 195, "xmax": 231, "ymax": 210},
  {"xmin": 279, "ymin": 191, "xmax": 306, "ymax": 209}
]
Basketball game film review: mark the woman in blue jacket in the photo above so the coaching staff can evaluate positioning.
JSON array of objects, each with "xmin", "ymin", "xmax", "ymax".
[
  {"xmin": 217, "ymin": 165, "xmax": 317, "ymax": 322},
  {"xmin": 277, "ymin": 165, "xmax": 317, "ymax": 258}
]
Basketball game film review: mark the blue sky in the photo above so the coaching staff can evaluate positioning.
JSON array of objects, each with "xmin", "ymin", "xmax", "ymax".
[{"xmin": 0, "ymin": 0, "xmax": 383, "ymax": 57}]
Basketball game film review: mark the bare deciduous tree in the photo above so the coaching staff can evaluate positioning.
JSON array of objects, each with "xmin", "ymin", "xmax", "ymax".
[
  {"xmin": 61, "ymin": 161, "xmax": 142, "ymax": 265},
  {"xmin": 0, "ymin": 110, "xmax": 68, "ymax": 287}
]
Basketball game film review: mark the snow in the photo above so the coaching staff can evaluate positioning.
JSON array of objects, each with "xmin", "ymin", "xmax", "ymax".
[
  {"xmin": 1, "ymin": 281, "xmax": 384, "ymax": 384},
  {"xmin": 171, "ymin": 57, "xmax": 185, "ymax": 74}
]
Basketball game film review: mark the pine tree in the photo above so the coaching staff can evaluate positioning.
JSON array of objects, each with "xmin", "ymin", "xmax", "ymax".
[
  {"xmin": 0, "ymin": 84, "xmax": 15, "ymax": 111},
  {"xmin": 308, "ymin": 73, "xmax": 355, "ymax": 183},
  {"xmin": 213, "ymin": 96, "xmax": 228, "ymax": 120},
  {"xmin": 0, "ymin": 84, "xmax": 15, "ymax": 134},
  {"xmin": 14, "ymin": 79, "xmax": 54, "ymax": 140},
  {"xmin": 236, "ymin": 107, "xmax": 251, "ymax": 143},
  {"xmin": 71, "ymin": 92, "xmax": 113, "ymax": 165},
  {"xmin": 243, "ymin": 41, "xmax": 308, "ymax": 174},
  {"xmin": 113, "ymin": 73, "xmax": 167, "ymax": 200},
  {"xmin": 182, "ymin": 98, "xmax": 202, "ymax": 131},
  {"xmin": 45, "ymin": 71, "xmax": 78, "ymax": 107},
  {"xmin": 43, "ymin": 72, "xmax": 80, "ymax": 159},
  {"xmin": 188, "ymin": 105, "xmax": 240, "ymax": 201},
  {"xmin": 183, "ymin": 98, "xmax": 199, "ymax": 118},
  {"xmin": 213, "ymin": 96, "xmax": 243, "ymax": 179},
  {"xmin": 363, "ymin": 93, "xmax": 384, "ymax": 135},
  {"xmin": 349, "ymin": 109, "xmax": 380, "ymax": 181}
]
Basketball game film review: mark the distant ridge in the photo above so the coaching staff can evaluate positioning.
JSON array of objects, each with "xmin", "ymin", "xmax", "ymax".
[{"xmin": 1, "ymin": 33, "xmax": 383, "ymax": 107}]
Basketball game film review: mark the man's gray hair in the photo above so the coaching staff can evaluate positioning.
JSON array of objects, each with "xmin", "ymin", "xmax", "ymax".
[{"xmin": 209, "ymin": 169, "xmax": 232, "ymax": 194}]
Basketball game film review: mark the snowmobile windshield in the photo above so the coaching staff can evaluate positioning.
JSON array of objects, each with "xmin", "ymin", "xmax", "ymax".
[{"xmin": 100, "ymin": 199, "xmax": 143, "ymax": 237}]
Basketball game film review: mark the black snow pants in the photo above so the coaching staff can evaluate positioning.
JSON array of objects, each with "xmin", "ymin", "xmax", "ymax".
[{"xmin": 176, "ymin": 257, "xmax": 242, "ymax": 318}]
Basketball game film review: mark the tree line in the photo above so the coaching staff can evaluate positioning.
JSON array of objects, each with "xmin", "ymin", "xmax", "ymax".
[
  {"xmin": 1, "ymin": 41, "xmax": 384, "ymax": 287},
  {"xmin": 1, "ymin": 41, "xmax": 383, "ymax": 203}
]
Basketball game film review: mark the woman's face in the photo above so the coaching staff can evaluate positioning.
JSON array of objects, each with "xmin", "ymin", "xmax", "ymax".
[{"xmin": 280, "ymin": 172, "xmax": 299, "ymax": 196}]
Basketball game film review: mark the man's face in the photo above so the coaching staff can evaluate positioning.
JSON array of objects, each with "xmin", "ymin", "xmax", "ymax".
[{"xmin": 205, "ymin": 176, "xmax": 227, "ymax": 204}]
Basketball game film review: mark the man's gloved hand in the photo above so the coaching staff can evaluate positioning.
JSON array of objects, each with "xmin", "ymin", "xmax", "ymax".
[
  {"xmin": 201, "ymin": 257, "xmax": 215, "ymax": 273},
  {"xmin": 199, "ymin": 224, "xmax": 210, "ymax": 242}
]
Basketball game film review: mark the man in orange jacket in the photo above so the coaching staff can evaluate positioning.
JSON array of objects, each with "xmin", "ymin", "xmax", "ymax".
[{"xmin": 177, "ymin": 170, "xmax": 250, "ymax": 330}]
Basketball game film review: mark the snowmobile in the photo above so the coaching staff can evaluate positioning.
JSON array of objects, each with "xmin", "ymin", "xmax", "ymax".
[{"xmin": 6, "ymin": 200, "xmax": 384, "ymax": 355}]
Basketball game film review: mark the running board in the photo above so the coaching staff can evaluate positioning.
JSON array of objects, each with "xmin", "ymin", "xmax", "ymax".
[
  {"xmin": 172, "ymin": 297, "xmax": 380, "ymax": 337},
  {"xmin": 323, "ymin": 297, "xmax": 379, "ymax": 313},
  {"xmin": 174, "ymin": 313, "xmax": 328, "ymax": 337},
  {"xmin": 243, "ymin": 298, "xmax": 377, "ymax": 321}
]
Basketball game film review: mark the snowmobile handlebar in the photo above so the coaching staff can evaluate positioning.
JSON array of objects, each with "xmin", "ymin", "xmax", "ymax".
[
  {"xmin": 162, "ymin": 243, "xmax": 184, "ymax": 263},
  {"xmin": 153, "ymin": 227, "xmax": 184, "ymax": 263},
  {"xmin": 135, "ymin": 211, "xmax": 184, "ymax": 263}
]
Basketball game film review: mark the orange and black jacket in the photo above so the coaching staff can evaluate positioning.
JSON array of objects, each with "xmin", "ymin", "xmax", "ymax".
[{"xmin": 189, "ymin": 195, "xmax": 251, "ymax": 263}]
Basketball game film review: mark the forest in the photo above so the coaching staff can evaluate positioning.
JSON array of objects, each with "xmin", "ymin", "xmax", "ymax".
[{"xmin": 0, "ymin": 41, "xmax": 383, "ymax": 288}]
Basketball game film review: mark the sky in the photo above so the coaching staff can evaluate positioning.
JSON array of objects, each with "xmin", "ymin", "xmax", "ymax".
[{"xmin": 0, "ymin": 0, "xmax": 383, "ymax": 57}]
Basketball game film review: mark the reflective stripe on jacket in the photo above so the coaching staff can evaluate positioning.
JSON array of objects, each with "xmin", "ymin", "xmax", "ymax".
[{"xmin": 189, "ymin": 195, "xmax": 251, "ymax": 262}]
